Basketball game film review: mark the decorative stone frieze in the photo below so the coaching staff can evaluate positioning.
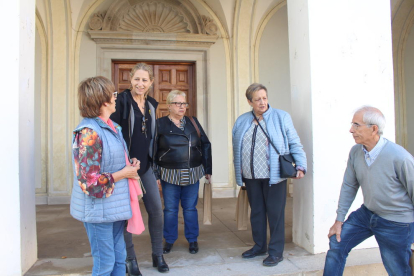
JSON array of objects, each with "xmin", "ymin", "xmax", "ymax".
[
  {"xmin": 89, "ymin": 13, "xmax": 105, "ymax": 30},
  {"xmin": 119, "ymin": 2, "xmax": 191, "ymax": 33},
  {"xmin": 202, "ymin": 15, "xmax": 218, "ymax": 36},
  {"xmin": 88, "ymin": 0, "xmax": 218, "ymax": 47}
]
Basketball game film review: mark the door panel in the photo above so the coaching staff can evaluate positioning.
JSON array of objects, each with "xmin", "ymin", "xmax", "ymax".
[{"xmin": 112, "ymin": 61, "xmax": 196, "ymax": 118}]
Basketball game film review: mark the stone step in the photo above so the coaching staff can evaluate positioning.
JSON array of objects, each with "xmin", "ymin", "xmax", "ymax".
[{"xmin": 25, "ymin": 247, "xmax": 387, "ymax": 276}]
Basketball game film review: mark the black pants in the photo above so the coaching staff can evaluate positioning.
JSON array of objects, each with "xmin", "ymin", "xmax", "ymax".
[
  {"xmin": 124, "ymin": 167, "xmax": 164, "ymax": 257},
  {"xmin": 244, "ymin": 179, "xmax": 287, "ymax": 257}
]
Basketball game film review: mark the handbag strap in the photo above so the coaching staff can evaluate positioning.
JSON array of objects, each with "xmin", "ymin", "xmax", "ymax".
[
  {"xmin": 188, "ymin": 116, "xmax": 201, "ymax": 138},
  {"xmin": 252, "ymin": 111, "xmax": 280, "ymax": 155}
]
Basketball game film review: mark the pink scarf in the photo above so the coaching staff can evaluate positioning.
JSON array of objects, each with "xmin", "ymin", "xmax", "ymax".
[{"xmin": 100, "ymin": 117, "xmax": 145, "ymax": 235}]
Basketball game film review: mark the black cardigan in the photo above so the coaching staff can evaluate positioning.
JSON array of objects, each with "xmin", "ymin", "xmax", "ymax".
[{"xmin": 110, "ymin": 89, "xmax": 158, "ymax": 175}]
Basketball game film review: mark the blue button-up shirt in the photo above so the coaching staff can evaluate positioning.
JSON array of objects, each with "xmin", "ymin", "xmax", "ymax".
[{"xmin": 362, "ymin": 136, "xmax": 387, "ymax": 166}]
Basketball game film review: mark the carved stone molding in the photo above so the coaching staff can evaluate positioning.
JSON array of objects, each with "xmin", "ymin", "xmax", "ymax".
[
  {"xmin": 202, "ymin": 15, "xmax": 218, "ymax": 36},
  {"xmin": 88, "ymin": 0, "xmax": 218, "ymax": 47},
  {"xmin": 119, "ymin": 2, "xmax": 191, "ymax": 33},
  {"xmin": 89, "ymin": 31, "xmax": 217, "ymax": 47},
  {"xmin": 89, "ymin": 13, "xmax": 105, "ymax": 30}
]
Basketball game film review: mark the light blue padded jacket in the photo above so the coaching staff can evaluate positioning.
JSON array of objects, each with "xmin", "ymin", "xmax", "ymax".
[
  {"xmin": 232, "ymin": 106, "xmax": 307, "ymax": 186},
  {"xmin": 70, "ymin": 117, "xmax": 132, "ymax": 223}
]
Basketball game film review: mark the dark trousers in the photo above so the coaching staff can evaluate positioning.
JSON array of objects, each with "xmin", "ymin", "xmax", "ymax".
[
  {"xmin": 244, "ymin": 179, "xmax": 287, "ymax": 257},
  {"xmin": 124, "ymin": 167, "xmax": 164, "ymax": 257}
]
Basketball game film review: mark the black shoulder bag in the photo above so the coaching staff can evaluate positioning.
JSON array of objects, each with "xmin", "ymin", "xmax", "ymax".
[{"xmin": 252, "ymin": 111, "xmax": 297, "ymax": 178}]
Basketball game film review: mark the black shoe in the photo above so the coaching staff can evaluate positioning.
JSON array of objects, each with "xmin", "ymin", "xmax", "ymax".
[
  {"xmin": 163, "ymin": 242, "xmax": 174, "ymax": 254},
  {"xmin": 189, "ymin": 241, "xmax": 199, "ymax": 254},
  {"xmin": 263, "ymin": 255, "xmax": 283, "ymax": 266},
  {"xmin": 242, "ymin": 248, "xmax": 267, "ymax": 259},
  {"xmin": 152, "ymin": 253, "xmax": 169, "ymax": 273},
  {"xmin": 126, "ymin": 257, "xmax": 142, "ymax": 276}
]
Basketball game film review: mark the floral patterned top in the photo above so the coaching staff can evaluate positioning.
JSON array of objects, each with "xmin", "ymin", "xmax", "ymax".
[{"xmin": 73, "ymin": 128, "xmax": 115, "ymax": 198}]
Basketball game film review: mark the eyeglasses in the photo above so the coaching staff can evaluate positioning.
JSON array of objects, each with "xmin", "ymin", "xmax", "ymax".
[
  {"xmin": 113, "ymin": 91, "xmax": 118, "ymax": 99},
  {"xmin": 171, "ymin": 102, "xmax": 189, "ymax": 108},
  {"xmin": 350, "ymin": 122, "xmax": 372, "ymax": 129}
]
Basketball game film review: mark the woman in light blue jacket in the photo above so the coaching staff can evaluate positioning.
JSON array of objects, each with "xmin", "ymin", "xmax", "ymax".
[
  {"xmin": 232, "ymin": 83, "xmax": 307, "ymax": 267},
  {"xmin": 71, "ymin": 76, "xmax": 141, "ymax": 276}
]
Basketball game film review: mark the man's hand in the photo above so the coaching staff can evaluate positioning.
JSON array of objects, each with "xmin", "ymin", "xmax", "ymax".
[{"xmin": 328, "ymin": 220, "xmax": 343, "ymax": 242}]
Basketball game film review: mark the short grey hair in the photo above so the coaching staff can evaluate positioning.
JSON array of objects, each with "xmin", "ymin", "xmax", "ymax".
[
  {"xmin": 354, "ymin": 105, "xmax": 386, "ymax": 136},
  {"xmin": 166, "ymin": 90, "xmax": 186, "ymax": 104},
  {"xmin": 245, "ymin": 83, "xmax": 268, "ymax": 101}
]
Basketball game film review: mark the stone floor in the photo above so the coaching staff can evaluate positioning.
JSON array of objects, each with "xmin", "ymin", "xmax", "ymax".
[{"xmin": 26, "ymin": 197, "xmax": 386, "ymax": 276}]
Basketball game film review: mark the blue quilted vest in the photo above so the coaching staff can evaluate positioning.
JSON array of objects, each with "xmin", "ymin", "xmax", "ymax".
[{"xmin": 70, "ymin": 117, "xmax": 132, "ymax": 223}]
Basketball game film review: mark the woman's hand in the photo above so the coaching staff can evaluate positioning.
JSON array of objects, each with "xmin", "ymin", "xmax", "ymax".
[
  {"xmin": 205, "ymin": 174, "xmax": 211, "ymax": 183},
  {"xmin": 292, "ymin": 170, "xmax": 304, "ymax": 179},
  {"xmin": 112, "ymin": 165, "xmax": 139, "ymax": 182},
  {"xmin": 130, "ymin": 158, "xmax": 141, "ymax": 170}
]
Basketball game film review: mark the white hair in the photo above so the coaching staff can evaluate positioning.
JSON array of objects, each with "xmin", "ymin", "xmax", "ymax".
[
  {"xmin": 166, "ymin": 90, "xmax": 186, "ymax": 104},
  {"xmin": 354, "ymin": 105, "xmax": 386, "ymax": 136}
]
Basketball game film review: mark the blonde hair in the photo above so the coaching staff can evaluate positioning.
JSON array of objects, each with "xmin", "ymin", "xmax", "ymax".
[
  {"xmin": 129, "ymin": 62, "xmax": 154, "ymax": 97},
  {"xmin": 78, "ymin": 76, "xmax": 114, "ymax": 118},
  {"xmin": 166, "ymin": 90, "xmax": 187, "ymax": 104}
]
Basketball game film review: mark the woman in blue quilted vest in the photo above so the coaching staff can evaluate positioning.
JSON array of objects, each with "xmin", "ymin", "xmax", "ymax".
[
  {"xmin": 70, "ymin": 76, "xmax": 141, "ymax": 276},
  {"xmin": 232, "ymin": 83, "xmax": 307, "ymax": 267}
]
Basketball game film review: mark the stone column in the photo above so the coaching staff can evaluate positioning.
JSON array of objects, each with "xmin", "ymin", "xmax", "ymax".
[
  {"xmin": 0, "ymin": 0, "xmax": 37, "ymax": 274},
  {"xmin": 47, "ymin": 0, "xmax": 73, "ymax": 204},
  {"xmin": 287, "ymin": 0, "xmax": 394, "ymax": 253},
  {"xmin": 233, "ymin": 0, "xmax": 255, "ymax": 115}
]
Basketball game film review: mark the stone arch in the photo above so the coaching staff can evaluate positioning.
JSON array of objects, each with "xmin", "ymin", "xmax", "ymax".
[
  {"xmin": 35, "ymin": 9, "xmax": 49, "ymax": 203},
  {"xmin": 392, "ymin": 0, "xmax": 414, "ymax": 147},
  {"xmin": 252, "ymin": 1, "xmax": 287, "ymax": 82}
]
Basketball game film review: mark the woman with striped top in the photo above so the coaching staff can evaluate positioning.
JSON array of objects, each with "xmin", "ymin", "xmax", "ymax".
[{"xmin": 154, "ymin": 90, "xmax": 212, "ymax": 255}]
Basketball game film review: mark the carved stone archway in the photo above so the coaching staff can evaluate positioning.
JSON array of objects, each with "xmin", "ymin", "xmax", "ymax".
[
  {"xmin": 88, "ymin": 0, "xmax": 218, "ymax": 46},
  {"xmin": 392, "ymin": 0, "xmax": 414, "ymax": 147}
]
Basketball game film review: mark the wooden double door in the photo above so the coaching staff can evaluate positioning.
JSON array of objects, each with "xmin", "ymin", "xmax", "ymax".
[{"xmin": 112, "ymin": 61, "xmax": 196, "ymax": 118}]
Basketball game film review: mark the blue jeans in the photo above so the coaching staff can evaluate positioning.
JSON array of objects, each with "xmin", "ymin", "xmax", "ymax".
[
  {"xmin": 84, "ymin": 220, "xmax": 126, "ymax": 276},
  {"xmin": 161, "ymin": 180, "xmax": 200, "ymax": 243},
  {"xmin": 323, "ymin": 205, "xmax": 414, "ymax": 276}
]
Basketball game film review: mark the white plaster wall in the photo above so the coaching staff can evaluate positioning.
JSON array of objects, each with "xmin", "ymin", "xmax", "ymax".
[
  {"xmin": 404, "ymin": 23, "xmax": 414, "ymax": 155},
  {"xmin": 288, "ymin": 0, "xmax": 395, "ymax": 253},
  {"xmin": 215, "ymin": 0, "xmax": 236, "ymax": 37},
  {"xmin": 253, "ymin": 0, "xmax": 285, "ymax": 39},
  {"xmin": 0, "ymin": 0, "xmax": 37, "ymax": 274},
  {"xmin": 258, "ymin": 5, "xmax": 291, "ymax": 114},
  {"xmin": 310, "ymin": 0, "xmax": 395, "ymax": 253},
  {"xmin": 201, "ymin": 0, "xmax": 231, "ymax": 35},
  {"xmin": 79, "ymin": 31, "xmax": 97, "ymax": 82},
  {"xmin": 70, "ymin": 0, "xmax": 94, "ymax": 32}
]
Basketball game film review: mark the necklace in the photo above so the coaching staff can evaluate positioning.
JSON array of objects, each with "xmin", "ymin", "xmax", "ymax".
[
  {"xmin": 168, "ymin": 115, "xmax": 184, "ymax": 129},
  {"xmin": 133, "ymin": 96, "xmax": 145, "ymax": 113}
]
